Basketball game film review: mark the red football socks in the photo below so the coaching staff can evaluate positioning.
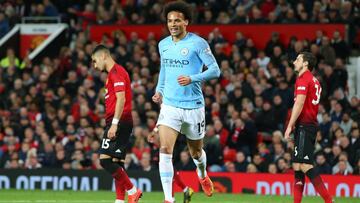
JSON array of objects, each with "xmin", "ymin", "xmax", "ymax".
[
  {"xmin": 173, "ymin": 170, "xmax": 186, "ymax": 190},
  {"xmin": 306, "ymin": 168, "xmax": 332, "ymax": 202},
  {"xmin": 112, "ymin": 167, "xmax": 134, "ymax": 191},
  {"xmin": 294, "ymin": 171, "xmax": 305, "ymax": 203},
  {"xmin": 115, "ymin": 178, "xmax": 125, "ymax": 200}
]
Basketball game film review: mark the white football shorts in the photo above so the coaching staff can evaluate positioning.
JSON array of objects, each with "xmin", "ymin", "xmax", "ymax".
[{"xmin": 157, "ymin": 104, "xmax": 205, "ymax": 140}]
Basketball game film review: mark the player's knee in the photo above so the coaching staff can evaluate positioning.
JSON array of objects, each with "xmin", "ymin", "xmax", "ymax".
[
  {"xmin": 160, "ymin": 146, "xmax": 173, "ymax": 154},
  {"xmin": 112, "ymin": 158, "xmax": 125, "ymax": 168},
  {"xmin": 189, "ymin": 149, "xmax": 202, "ymax": 159},
  {"xmin": 293, "ymin": 163, "xmax": 301, "ymax": 171},
  {"xmin": 300, "ymin": 163, "xmax": 313, "ymax": 172}
]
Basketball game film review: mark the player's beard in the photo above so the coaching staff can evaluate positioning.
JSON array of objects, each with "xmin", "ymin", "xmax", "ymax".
[
  {"xmin": 100, "ymin": 64, "xmax": 107, "ymax": 73},
  {"xmin": 294, "ymin": 65, "xmax": 303, "ymax": 76}
]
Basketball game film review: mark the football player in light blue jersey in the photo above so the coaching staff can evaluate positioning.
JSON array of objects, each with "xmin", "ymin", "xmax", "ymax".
[
  {"xmin": 152, "ymin": 1, "xmax": 220, "ymax": 203},
  {"xmin": 155, "ymin": 25, "xmax": 220, "ymax": 109}
]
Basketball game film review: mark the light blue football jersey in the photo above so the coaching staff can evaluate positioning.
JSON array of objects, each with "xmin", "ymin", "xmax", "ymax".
[{"xmin": 156, "ymin": 32, "xmax": 220, "ymax": 109}]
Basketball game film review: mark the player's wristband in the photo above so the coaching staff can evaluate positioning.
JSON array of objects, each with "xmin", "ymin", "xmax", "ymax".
[{"xmin": 112, "ymin": 118, "xmax": 119, "ymax": 125}]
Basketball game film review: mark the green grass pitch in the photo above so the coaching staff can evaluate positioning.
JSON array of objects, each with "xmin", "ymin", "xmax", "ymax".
[{"xmin": 0, "ymin": 190, "xmax": 358, "ymax": 203}]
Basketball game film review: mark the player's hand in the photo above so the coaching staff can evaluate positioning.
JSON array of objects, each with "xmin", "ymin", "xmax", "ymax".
[
  {"xmin": 177, "ymin": 75, "xmax": 191, "ymax": 86},
  {"xmin": 284, "ymin": 126, "xmax": 293, "ymax": 141},
  {"xmin": 147, "ymin": 127, "xmax": 159, "ymax": 143},
  {"xmin": 108, "ymin": 125, "xmax": 118, "ymax": 140},
  {"xmin": 152, "ymin": 92, "xmax": 163, "ymax": 104},
  {"xmin": 147, "ymin": 132, "xmax": 155, "ymax": 143}
]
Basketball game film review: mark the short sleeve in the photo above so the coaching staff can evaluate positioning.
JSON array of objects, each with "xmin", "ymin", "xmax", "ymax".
[
  {"xmin": 110, "ymin": 71, "xmax": 126, "ymax": 92},
  {"xmin": 295, "ymin": 77, "xmax": 308, "ymax": 95}
]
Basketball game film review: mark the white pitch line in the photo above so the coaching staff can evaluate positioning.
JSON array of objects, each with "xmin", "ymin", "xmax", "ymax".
[{"xmin": 0, "ymin": 200, "xmax": 243, "ymax": 203}]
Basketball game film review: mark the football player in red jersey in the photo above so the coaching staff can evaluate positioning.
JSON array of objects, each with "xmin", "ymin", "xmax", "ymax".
[
  {"xmin": 92, "ymin": 45, "xmax": 142, "ymax": 203},
  {"xmin": 285, "ymin": 52, "xmax": 333, "ymax": 203}
]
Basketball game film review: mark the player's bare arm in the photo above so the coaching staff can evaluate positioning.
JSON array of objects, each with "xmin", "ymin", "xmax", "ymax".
[
  {"xmin": 108, "ymin": 91, "xmax": 125, "ymax": 140},
  {"xmin": 284, "ymin": 94, "xmax": 306, "ymax": 140}
]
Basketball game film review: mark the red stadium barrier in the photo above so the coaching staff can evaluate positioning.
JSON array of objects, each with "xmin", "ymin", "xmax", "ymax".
[
  {"xmin": 174, "ymin": 172, "xmax": 360, "ymax": 198},
  {"xmin": 89, "ymin": 24, "xmax": 346, "ymax": 49}
]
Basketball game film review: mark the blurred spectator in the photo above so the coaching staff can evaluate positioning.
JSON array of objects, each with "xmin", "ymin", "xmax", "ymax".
[
  {"xmin": 256, "ymin": 50, "xmax": 270, "ymax": 69},
  {"xmin": 340, "ymin": 112, "xmax": 353, "ymax": 136},
  {"xmin": 0, "ymin": 12, "xmax": 9, "ymax": 38},
  {"xmin": 139, "ymin": 152, "xmax": 155, "ymax": 172},
  {"xmin": 43, "ymin": 0, "xmax": 59, "ymax": 17},
  {"xmin": 175, "ymin": 150, "xmax": 196, "ymax": 171},
  {"xmin": 213, "ymin": 119, "xmax": 229, "ymax": 149},
  {"xmin": 353, "ymin": 159, "xmax": 360, "ymax": 175},
  {"xmin": 315, "ymin": 153, "xmax": 332, "ymax": 174},
  {"xmin": 276, "ymin": 157, "xmax": 292, "ymax": 174},
  {"xmin": 226, "ymin": 118, "xmax": 256, "ymax": 155},
  {"xmin": 350, "ymin": 127, "xmax": 360, "ymax": 165},
  {"xmin": 333, "ymin": 60, "xmax": 349, "ymax": 92},
  {"xmin": 255, "ymin": 101, "xmax": 277, "ymax": 134},
  {"xmin": 331, "ymin": 31, "xmax": 350, "ymax": 61},
  {"xmin": 131, "ymin": 135, "xmax": 150, "ymax": 161},
  {"xmin": 265, "ymin": 32, "xmax": 283, "ymax": 56},
  {"xmin": 203, "ymin": 125, "xmax": 222, "ymax": 167},
  {"xmin": 38, "ymin": 142, "xmax": 56, "ymax": 167},
  {"xmin": 332, "ymin": 152, "xmax": 353, "ymax": 174},
  {"xmin": 246, "ymin": 163, "xmax": 258, "ymax": 173},
  {"xmin": 272, "ymin": 95, "xmax": 287, "ymax": 130},
  {"xmin": 224, "ymin": 161, "xmax": 236, "ymax": 172},
  {"xmin": 249, "ymin": 7, "xmax": 266, "ymax": 23},
  {"xmin": 313, "ymin": 30, "xmax": 324, "ymax": 46},
  {"xmin": 231, "ymin": 6, "xmax": 248, "ymax": 24},
  {"xmin": 1, "ymin": 48, "xmax": 20, "ymax": 69},
  {"xmin": 252, "ymin": 153, "xmax": 267, "ymax": 172},
  {"xmin": 334, "ymin": 160, "xmax": 352, "ymax": 175},
  {"xmin": 268, "ymin": 163, "xmax": 277, "ymax": 174},
  {"xmin": 200, "ymin": 9, "xmax": 215, "ymax": 24},
  {"xmin": 234, "ymin": 151, "xmax": 248, "ymax": 172},
  {"xmin": 320, "ymin": 37, "xmax": 336, "ymax": 66},
  {"xmin": 260, "ymin": 0, "xmax": 275, "ymax": 18},
  {"xmin": 25, "ymin": 148, "xmax": 42, "ymax": 169}
]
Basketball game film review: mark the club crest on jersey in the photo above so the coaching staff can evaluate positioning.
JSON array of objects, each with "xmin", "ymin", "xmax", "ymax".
[
  {"xmin": 180, "ymin": 48, "xmax": 189, "ymax": 56},
  {"xmin": 204, "ymin": 47, "xmax": 212, "ymax": 55}
]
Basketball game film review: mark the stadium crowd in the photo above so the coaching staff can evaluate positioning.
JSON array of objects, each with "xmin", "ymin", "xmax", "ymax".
[
  {"xmin": 0, "ymin": 0, "xmax": 360, "ymax": 176},
  {"xmin": 0, "ymin": 0, "xmax": 359, "ymax": 40}
]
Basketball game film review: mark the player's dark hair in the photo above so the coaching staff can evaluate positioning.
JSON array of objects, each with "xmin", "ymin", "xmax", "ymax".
[
  {"xmin": 163, "ymin": 1, "xmax": 192, "ymax": 23},
  {"xmin": 300, "ymin": 51, "xmax": 316, "ymax": 71},
  {"xmin": 92, "ymin": 44, "xmax": 110, "ymax": 56}
]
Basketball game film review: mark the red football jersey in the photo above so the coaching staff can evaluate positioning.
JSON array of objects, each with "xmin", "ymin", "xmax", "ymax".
[
  {"xmin": 105, "ymin": 63, "xmax": 133, "ymax": 124},
  {"xmin": 294, "ymin": 70, "xmax": 322, "ymax": 125}
]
